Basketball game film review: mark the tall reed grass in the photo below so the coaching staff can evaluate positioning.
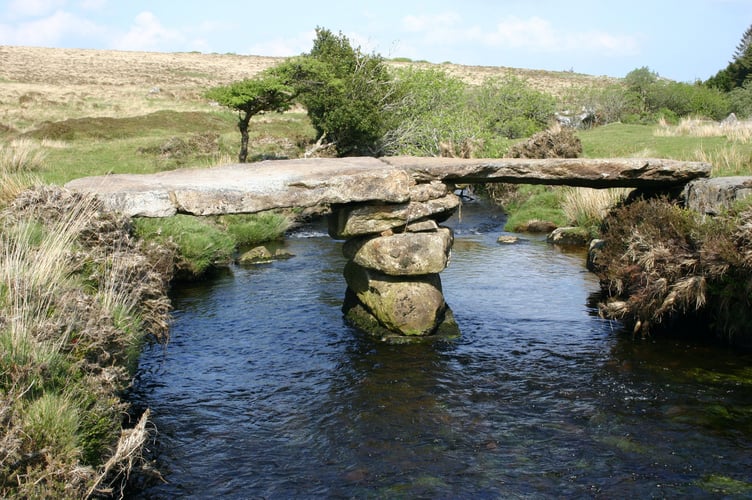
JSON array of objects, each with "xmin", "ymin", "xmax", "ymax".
[{"xmin": 561, "ymin": 187, "xmax": 631, "ymax": 234}]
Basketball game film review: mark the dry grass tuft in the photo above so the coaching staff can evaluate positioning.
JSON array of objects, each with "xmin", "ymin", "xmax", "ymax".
[
  {"xmin": 655, "ymin": 116, "xmax": 752, "ymax": 143},
  {"xmin": 0, "ymin": 138, "xmax": 46, "ymax": 173},
  {"xmin": 561, "ymin": 187, "xmax": 631, "ymax": 230},
  {"xmin": 693, "ymin": 144, "xmax": 752, "ymax": 177},
  {"xmin": 87, "ymin": 409, "xmax": 151, "ymax": 498}
]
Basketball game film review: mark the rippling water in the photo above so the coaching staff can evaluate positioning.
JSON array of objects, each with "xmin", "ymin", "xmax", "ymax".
[{"xmin": 129, "ymin": 198, "xmax": 752, "ymax": 498}]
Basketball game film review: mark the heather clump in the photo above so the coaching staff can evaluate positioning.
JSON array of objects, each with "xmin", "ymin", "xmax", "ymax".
[
  {"xmin": 594, "ymin": 197, "xmax": 752, "ymax": 346},
  {"xmin": 0, "ymin": 186, "xmax": 172, "ymax": 498}
]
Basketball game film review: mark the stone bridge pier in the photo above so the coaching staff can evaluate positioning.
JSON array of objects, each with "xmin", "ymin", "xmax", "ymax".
[{"xmin": 328, "ymin": 181, "xmax": 462, "ymax": 342}]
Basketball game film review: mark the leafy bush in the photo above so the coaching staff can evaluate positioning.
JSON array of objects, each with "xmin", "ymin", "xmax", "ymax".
[
  {"xmin": 293, "ymin": 28, "xmax": 395, "ymax": 156},
  {"xmin": 470, "ymin": 77, "xmax": 556, "ymax": 139},
  {"xmin": 729, "ymin": 82, "xmax": 752, "ymax": 118},
  {"xmin": 384, "ymin": 67, "xmax": 477, "ymax": 156},
  {"xmin": 646, "ymin": 81, "xmax": 730, "ymax": 121},
  {"xmin": 563, "ymin": 83, "xmax": 636, "ymax": 125}
]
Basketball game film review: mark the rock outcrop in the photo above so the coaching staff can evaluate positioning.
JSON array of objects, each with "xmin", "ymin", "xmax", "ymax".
[{"xmin": 683, "ymin": 176, "xmax": 752, "ymax": 215}]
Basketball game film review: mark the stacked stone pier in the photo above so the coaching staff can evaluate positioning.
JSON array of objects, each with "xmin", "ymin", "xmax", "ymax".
[{"xmin": 328, "ymin": 181, "xmax": 461, "ymax": 341}]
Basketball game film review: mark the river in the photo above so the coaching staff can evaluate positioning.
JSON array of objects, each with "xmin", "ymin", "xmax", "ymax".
[{"xmin": 128, "ymin": 197, "xmax": 752, "ymax": 498}]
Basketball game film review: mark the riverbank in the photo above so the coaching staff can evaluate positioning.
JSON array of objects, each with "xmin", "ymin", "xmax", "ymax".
[{"xmin": 0, "ymin": 186, "xmax": 173, "ymax": 497}]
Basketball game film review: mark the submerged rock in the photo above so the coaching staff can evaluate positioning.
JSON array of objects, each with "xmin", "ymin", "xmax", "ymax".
[
  {"xmin": 343, "ymin": 262, "xmax": 447, "ymax": 336},
  {"xmin": 237, "ymin": 246, "xmax": 294, "ymax": 265},
  {"xmin": 547, "ymin": 227, "xmax": 590, "ymax": 247},
  {"xmin": 497, "ymin": 235, "xmax": 519, "ymax": 244}
]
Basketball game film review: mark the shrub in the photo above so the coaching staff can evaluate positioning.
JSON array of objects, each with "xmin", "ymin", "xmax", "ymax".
[
  {"xmin": 294, "ymin": 28, "xmax": 395, "ymax": 156},
  {"xmin": 728, "ymin": 82, "xmax": 752, "ymax": 118},
  {"xmin": 563, "ymin": 83, "xmax": 636, "ymax": 125},
  {"xmin": 507, "ymin": 125, "xmax": 582, "ymax": 159},
  {"xmin": 646, "ymin": 82, "xmax": 730, "ymax": 121},
  {"xmin": 384, "ymin": 67, "xmax": 477, "ymax": 156},
  {"xmin": 470, "ymin": 76, "xmax": 556, "ymax": 139},
  {"xmin": 594, "ymin": 197, "xmax": 752, "ymax": 345}
]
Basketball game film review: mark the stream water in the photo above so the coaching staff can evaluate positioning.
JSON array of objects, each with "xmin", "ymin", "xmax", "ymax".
[{"xmin": 128, "ymin": 198, "xmax": 752, "ymax": 498}]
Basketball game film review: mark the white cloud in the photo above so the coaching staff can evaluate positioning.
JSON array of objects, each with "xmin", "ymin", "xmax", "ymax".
[
  {"xmin": 484, "ymin": 16, "xmax": 639, "ymax": 55},
  {"xmin": 0, "ymin": 9, "xmax": 104, "ymax": 46},
  {"xmin": 247, "ymin": 30, "xmax": 315, "ymax": 57},
  {"xmin": 112, "ymin": 11, "xmax": 185, "ymax": 51},
  {"xmin": 7, "ymin": 0, "xmax": 66, "ymax": 18},
  {"xmin": 401, "ymin": 13, "xmax": 640, "ymax": 56}
]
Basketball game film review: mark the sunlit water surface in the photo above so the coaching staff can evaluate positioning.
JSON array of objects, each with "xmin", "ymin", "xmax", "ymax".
[{"xmin": 129, "ymin": 199, "xmax": 752, "ymax": 498}]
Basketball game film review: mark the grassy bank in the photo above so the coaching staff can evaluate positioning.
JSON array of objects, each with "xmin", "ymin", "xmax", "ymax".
[{"xmin": 0, "ymin": 186, "xmax": 173, "ymax": 497}]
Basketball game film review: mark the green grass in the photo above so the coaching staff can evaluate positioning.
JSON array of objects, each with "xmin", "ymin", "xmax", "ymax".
[
  {"xmin": 579, "ymin": 123, "xmax": 752, "ymax": 174},
  {"xmin": 133, "ymin": 215, "xmax": 236, "ymax": 278},
  {"xmin": 133, "ymin": 211, "xmax": 293, "ymax": 279},
  {"xmin": 220, "ymin": 212, "xmax": 293, "ymax": 248},
  {"xmin": 503, "ymin": 185, "xmax": 569, "ymax": 231},
  {"xmin": 26, "ymin": 110, "xmax": 315, "ymax": 185}
]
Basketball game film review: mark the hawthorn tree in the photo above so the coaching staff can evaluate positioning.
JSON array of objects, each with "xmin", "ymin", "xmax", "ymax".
[
  {"xmin": 294, "ymin": 27, "xmax": 396, "ymax": 156},
  {"xmin": 205, "ymin": 69, "xmax": 294, "ymax": 162}
]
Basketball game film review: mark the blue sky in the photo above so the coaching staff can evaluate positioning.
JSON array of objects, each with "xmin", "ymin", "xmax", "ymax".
[{"xmin": 1, "ymin": 0, "xmax": 750, "ymax": 82}]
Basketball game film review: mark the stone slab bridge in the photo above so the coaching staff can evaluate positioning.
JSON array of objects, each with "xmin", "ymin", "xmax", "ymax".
[{"xmin": 66, "ymin": 156, "xmax": 710, "ymax": 343}]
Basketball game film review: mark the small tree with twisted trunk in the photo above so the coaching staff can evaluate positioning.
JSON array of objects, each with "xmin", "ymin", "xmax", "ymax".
[{"xmin": 206, "ymin": 70, "xmax": 294, "ymax": 162}]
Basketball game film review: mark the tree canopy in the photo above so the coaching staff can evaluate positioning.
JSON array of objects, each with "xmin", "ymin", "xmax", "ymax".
[
  {"xmin": 292, "ymin": 27, "xmax": 395, "ymax": 156},
  {"xmin": 205, "ymin": 69, "xmax": 294, "ymax": 162},
  {"xmin": 706, "ymin": 23, "xmax": 752, "ymax": 92}
]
